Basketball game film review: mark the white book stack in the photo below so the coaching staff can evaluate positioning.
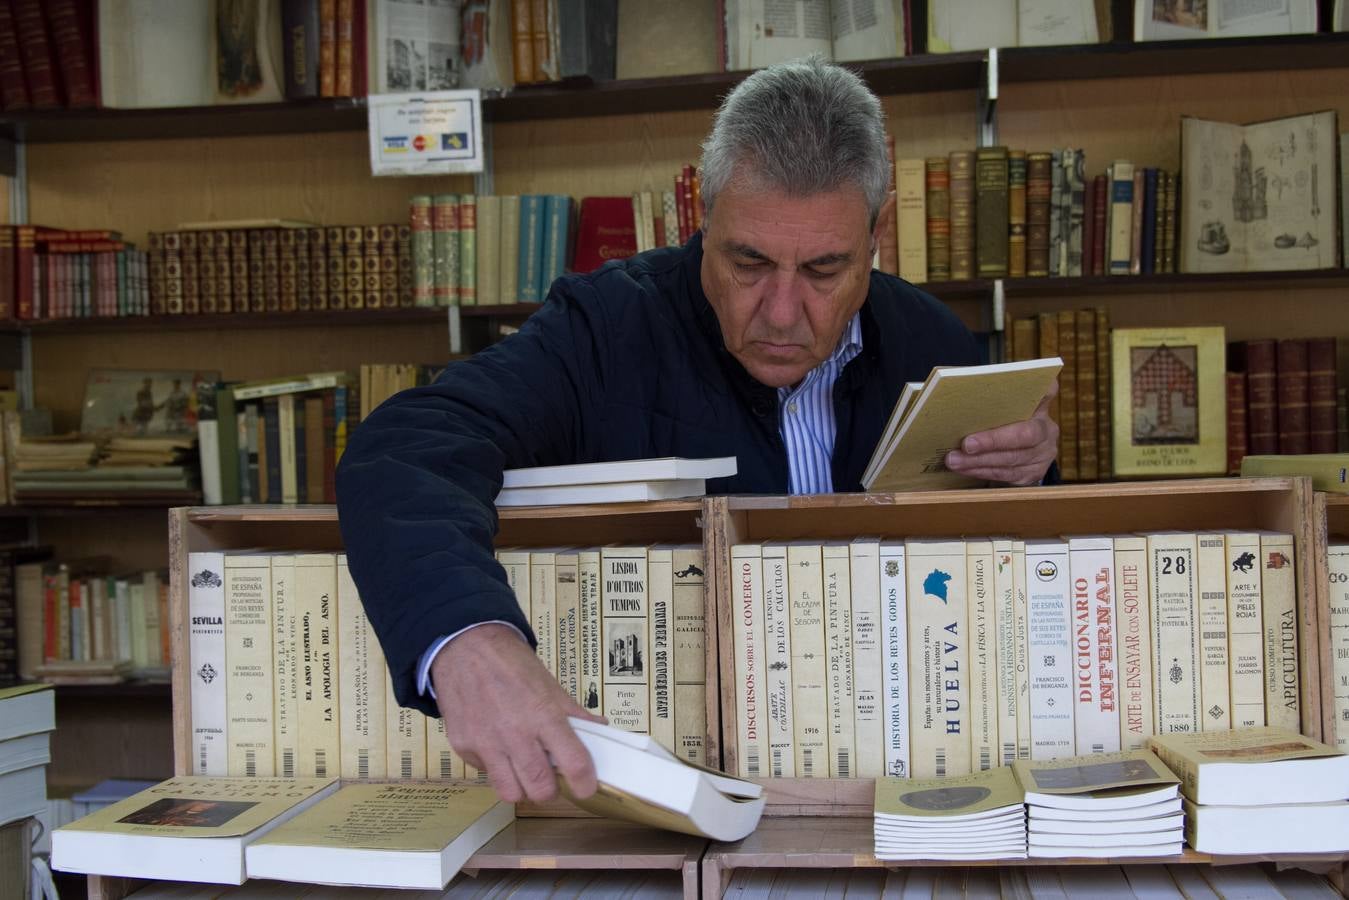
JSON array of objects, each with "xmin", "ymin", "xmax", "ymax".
[
  {"xmin": 1013, "ymin": 750, "xmax": 1183, "ymax": 858},
  {"xmin": 495, "ymin": 456, "xmax": 737, "ymax": 507},
  {"xmin": 0, "ymin": 685, "xmax": 55, "ymax": 832},
  {"xmin": 872, "ymin": 767, "xmax": 1027, "ymax": 861}
]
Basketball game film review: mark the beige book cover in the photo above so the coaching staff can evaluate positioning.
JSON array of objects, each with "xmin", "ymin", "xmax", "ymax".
[
  {"xmin": 1025, "ymin": 540, "xmax": 1074, "ymax": 760},
  {"xmin": 1195, "ymin": 534, "xmax": 1231, "ymax": 731},
  {"xmin": 850, "ymin": 538, "xmax": 884, "ymax": 778},
  {"xmin": 906, "ymin": 539, "xmax": 971, "ymax": 778},
  {"xmin": 225, "ymin": 554, "xmax": 275, "ymax": 777},
  {"xmin": 601, "ymin": 545, "xmax": 650, "ymax": 733},
  {"xmin": 1011, "ymin": 540, "xmax": 1031, "ymax": 761},
  {"xmin": 1260, "ymin": 532, "xmax": 1300, "ymax": 731},
  {"xmin": 60, "ymin": 777, "xmax": 338, "ymax": 838},
  {"xmin": 496, "ymin": 549, "xmax": 531, "ymax": 628},
  {"xmin": 672, "ymin": 546, "xmax": 707, "ymax": 765},
  {"xmin": 528, "ymin": 549, "xmax": 557, "ymax": 676},
  {"xmin": 1329, "ymin": 543, "xmax": 1349, "ymax": 749},
  {"xmin": 295, "ymin": 554, "xmax": 339, "ymax": 779},
  {"xmin": 864, "ymin": 358, "xmax": 1062, "ymax": 492},
  {"xmin": 966, "ymin": 540, "xmax": 998, "ymax": 772},
  {"xmin": 1114, "ymin": 536, "xmax": 1154, "ymax": 750},
  {"xmin": 896, "ymin": 158, "xmax": 928, "ymax": 283},
  {"xmin": 474, "ymin": 195, "xmax": 502, "ymax": 305},
  {"xmin": 1011, "ymin": 749, "xmax": 1179, "ymax": 797},
  {"xmin": 761, "ymin": 543, "xmax": 795, "ymax": 778},
  {"xmin": 337, "ymin": 555, "xmax": 385, "ymax": 780},
  {"xmin": 426, "ymin": 715, "xmax": 465, "ymax": 780},
  {"xmin": 1066, "ymin": 536, "xmax": 1119, "ymax": 754},
  {"xmin": 823, "ymin": 542, "xmax": 855, "ymax": 778},
  {"xmin": 1111, "ymin": 326, "xmax": 1226, "ymax": 478},
  {"xmin": 875, "ymin": 766, "xmax": 1024, "ymax": 820},
  {"xmin": 730, "ymin": 543, "xmax": 766, "ymax": 778},
  {"xmin": 278, "ymin": 394, "xmax": 297, "ymax": 504},
  {"xmin": 1145, "ymin": 532, "xmax": 1202, "ymax": 735},
  {"xmin": 578, "ymin": 549, "xmax": 603, "ymax": 715},
  {"xmin": 647, "ymin": 546, "xmax": 675, "ymax": 752},
  {"xmin": 788, "ymin": 542, "xmax": 828, "ymax": 778},
  {"xmin": 555, "ymin": 551, "xmax": 581, "ymax": 703},
  {"xmin": 269, "ymin": 555, "xmax": 297, "ymax": 778},
  {"xmin": 385, "ymin": 672, "xmax": 427, "ymax": 780},
  {"xmin": 992, "ymin": 540, "xmax": 1018, "ymax": 768},
  {"xmin": 1225, "ymin": 533, "xmax": 1265, "ymax": 729},
  {"xmin": 498, "ymin": 195, "xmax": 521, "ymax": 303}
]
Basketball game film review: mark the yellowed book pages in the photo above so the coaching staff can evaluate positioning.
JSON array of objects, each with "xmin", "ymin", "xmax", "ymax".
[
  {"xmin": 966, "ymin": 540, "xmax": 998, "ymax": 772},
  {"xmin": 338, "ymin": 554, "xmax": 386, "ymax": 780},
  {"xmin": 1114, "ymin": 536, "xmax": 1154, "ymax": 750},
  {"xmin": 730, "ymin": 543, "xmax": 767, "ymax": 778},
  {"xmin": 1329, "ymin": 543, "xmax": 1349, "ymax": 749},
  {"xmin": 225, "ymin": 554, "xmax": 274, "ymax": 777},
  {"xmin": 867, "ymin": 381, "xmax": 924, "ymax": 484},
  {"xmin": 385, "ymin": 672, "xmax": 427, "ymax": 779},
  {"xmin": 788, "ymin": 542, "xmax": 828, "ymax": 778},
  {"xmin": 1195, "ymin": 534, "xmax": 1231, "ymax": 731},
  {"xmin": 295, "ymin": 554, "xmax": 339, "ymax": 779},
  {"xmin": 1241, "ymin": 454, "xmax": 1349, "ymax": 493},
  {"xmin": 1110, "ymin": 326, "xmax": 1227, "ymax": 478},
  {"xmin": 528, "ymin": 549, "xmax": 557, "ymax": 676},
  {"xmin": 555, "ymin": 551, "xmax": 580, "ymax": 704},
  {"xmin": 647, "ymin": 546, "xmax": 675, "ymax": 753},
  {"xmin": 875, "ymin": 766, "xmax": 1024, "ymax": 819},
  {"xmin": 864, "ymin": 358, "xmax": 1062, "ymax": 492},
  {"xmin": 270, "ymin": 554, "xmax": 298, "ymax": 778},
  {"xmin": 1145, "ymin": 532, "xmax": 1201, "ymax": 735},
  {"xmin": 426, "ymin": 715, "xmax": 465, "ymax": 780},
  {"xmin": 992, "ymin": 540, "xmax": 1018, "ymax": 768},
  {"xmin": 578, "ymin": 549, "xmax": 603, "ymax": 715},
  {"xmin": 1260, "ymin": 532, "xmax": 1299, "ymax": 731},
  {"xmin": 823, "ymin": 542, "xmax": 855, "ymax": 778},
  {"xmin": 906, "ymin": 539, "xmax": 970, "ymax": 778},
  {"xmin": 761, "ymin": 543, "xmax": 794, "ymax": 777},
  {"xmin": 672, "ymin": 546, "xmax": 706, "ymax": 766},
  {"xmin": 1011, "ymin": 539, "xmax": 1032, "ymax": 761},
  {"xmin": 850, "ymin": 538, "xmax": 884, "ymax": 778},
  {"xmin": 601, "ymin": 545, "xmax": 649, "ymax": 733},
  {"xmin": 1225, "ymin": 533, "xmax": 1265, "ymax": 729},
  {"xmin": 896, "ymin": 158, "xmax": 928, "ymax": 284}
]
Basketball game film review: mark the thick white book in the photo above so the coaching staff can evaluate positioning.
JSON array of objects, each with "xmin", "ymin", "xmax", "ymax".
[
  {"xmin": 1144, "ymin": 532, "xmax": 1201, "ymax": 736},
  {"xmin": 787, "ymin": 542, "xmax": 828, "ymax": 779},
  {"xmin": 1183, "ymin": 799, "xmax": 1349, "ymax": 855},
  {"xmin": 337, "ymin": 555, "xmax": 386, "ymax": 781},
  {"xmin": 1066, "ymin": 536, "xmax": 1119, "ymax": 754},
  {"xmin": 294, "ymin": 554, "xmax": 339, "ymax": 780},
  {"xmin": 1259, "ymin": 532, "xmax": 1300, "ymax": 732},
  {"xmin": 1329, "ymin": 543, "xmax": 1349, "ymax": 750},
  {"xmin": 1148, "ymin": 727, "xmax": 1349, "ymax": 805},
  {"xmin": 495, "ymin": 478, "xmax": 707, "ymax": 507},
  {"xmin": 966, "ymin": 539, "xmax": 998, "ymax": 772},
  {"xmin": 647, "ymin": 546, "xmax": 676, "ymax": 753},
  {"xmin": 822, "ymin": 542, "xmax": 855, "ymax": 778},
  {"xmin": 187, "ymin": 552, "xmax": 227, "ymax": 777},
  {"xmin": 1226, "ymin": 533, "xmax": 1266, "ymax": 730},
  {"xmin": 501, "ymin": 456, "xmax": 736, "ymax": 488},
  {"xmin": 992, "ymin": 539, "xmax": 1019, "ymax": 768},
  {"xmin": 879, "ymin": 541, "xmax": 909, "ymax": 778},
  {"xmin": 850, "ymin": 537, "xmax": 884, "ymax": 778},
  {"xmin": 730, "ymin": 544, "xmax": 767, "ymax": 779},
  {"xmin": 905, "ymin": 538, "xmax": 970, "ymax": 778},
  {"xmin": 1025, "ymin": 540, "xmax": 1074, "ymax": 759},
  {"xmin": 1114, "ymin": 536, "xmax": 1154, "ymax": 751},
  {"xmin": 1195, "ymin": 533, "xmax": 1231, "ymax": 731},
  {"xmin": 760, "ymin": 543, "xmax": 795, "ymax": 778}
]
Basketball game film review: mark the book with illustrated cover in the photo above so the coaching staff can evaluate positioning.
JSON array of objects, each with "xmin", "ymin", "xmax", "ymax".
[
  {"xmin": 1011, "ymin": 749, "xmax": 1180, "ymax": 810},
  {"xmin": 1136, "ymin": 0, "xmax": 1317, "ymax": 41},
  {"xmin": 873, "ymin": 766, "xmax": 1027, "ymax": 861}
]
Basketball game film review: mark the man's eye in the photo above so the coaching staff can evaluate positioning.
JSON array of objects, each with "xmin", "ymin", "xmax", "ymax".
[
  {"xmin": 806, "ymin": 267, "xmax": 840, "ymax": 279},
  {"xmin": 734, "ymin": 260, "xmax": 765, "ymax": 272}
]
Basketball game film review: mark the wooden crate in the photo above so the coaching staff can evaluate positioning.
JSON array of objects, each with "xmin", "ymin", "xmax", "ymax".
[{"xmin": 709, "ymin": 478, "xmax": 1323, "ymax": 817}]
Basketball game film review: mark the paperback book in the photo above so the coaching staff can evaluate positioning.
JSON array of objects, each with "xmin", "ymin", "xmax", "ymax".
[
  {"xmin": 1147, "ymin": 727, "xmax": 1349, "ymax": 806},
  {"xmin": 873, "ymin": 766, "xmax": 1027, "ymax": 861}
]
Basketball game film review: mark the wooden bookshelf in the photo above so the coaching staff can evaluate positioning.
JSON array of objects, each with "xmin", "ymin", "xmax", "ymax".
[{"xmin": 0, "ymin": 307, "xmax": 459, "ymax": 335}]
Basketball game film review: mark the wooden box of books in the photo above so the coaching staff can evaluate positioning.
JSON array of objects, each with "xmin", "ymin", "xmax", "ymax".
[{"xmin": 709, "ymin": 478, "xmax": 1322, "ymax": 818}]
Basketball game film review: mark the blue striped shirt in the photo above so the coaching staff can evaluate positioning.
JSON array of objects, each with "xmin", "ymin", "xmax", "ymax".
[{"xmin": 778, "ymin": 313, "xmax": 863, "ymax": 495}]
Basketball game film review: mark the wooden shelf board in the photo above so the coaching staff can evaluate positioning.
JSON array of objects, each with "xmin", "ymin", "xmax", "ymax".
[
  {"xmin": 50, "ymin": 680, "xmax": 171, "ymax": 699},
  {"xmin": 183, "ymin": 499, "xmax": 703, "ymax": 524},
  {"xmin": 922, "ymin": 268, "xmax": 1349, "ymax": 302},
  {"xmin": 4, "ymin": 307, "xmax": 453, "ymax": 335},
  {"xmin": 0, "ymin": 503, "xmax": 182, "ymax": 516}
]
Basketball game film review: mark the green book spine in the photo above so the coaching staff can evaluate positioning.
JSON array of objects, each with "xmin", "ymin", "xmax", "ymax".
[
  {"xmin": 458, "ymin": 194, "xmax": 477, "ymax": 306},
  {"xmin": 410, "ymin": 195, "xmax": 434, "ymax": 307},
  {"xmin": 432, "ymin": 194, "xmax": 459, "ymax": 307},
  {"xmin": 217, "ymin": 384, "xmax": 241, "ymax": 505}
]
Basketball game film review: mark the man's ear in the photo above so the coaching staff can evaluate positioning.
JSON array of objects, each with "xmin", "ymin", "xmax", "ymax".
[{"xmin": 871, "ymin": 190, "xmax": 897, "ymax": 250}]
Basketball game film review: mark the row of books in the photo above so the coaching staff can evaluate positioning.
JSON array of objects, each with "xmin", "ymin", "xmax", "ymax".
[
  {"xmin": 730, "ymin": 532, "xmax": 1300, "ymax": 783},
  {"xmin": 633, "ymin": 164, "xmax": 703, "ymax": 253},
  {"xmin": 7, "ymin": 433, "xmax": 199, "ymax": 505},
  {"xmin": 0, "ymin": 226, "xmax": 148, "ymax": 320},
  {"xmin": 1227, "ymin": 338, "xmax": 1342, "ymax": 469}
]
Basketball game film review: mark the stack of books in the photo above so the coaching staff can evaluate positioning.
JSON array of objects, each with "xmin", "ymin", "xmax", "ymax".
[
  {"xmin": 1013, "ymin": 750, "xmax": 1184, "ymax": 858},
  {"xmin": 1149, "ymin": 727, "xmax": 1349, "ymax": 855},
  {"xmin": 0, "ymin": 683, "xmax": 54, "ymax": 875},
  {"xmin": 873, "ymin": 767, "xmax": 1027, "ymax": 861},
  {"xmin": 496, "ymin": 456, "xmax": 737, "ymax": 507}
]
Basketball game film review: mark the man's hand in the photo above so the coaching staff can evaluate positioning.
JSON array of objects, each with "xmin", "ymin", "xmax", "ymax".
[
  {"xmin": 944, "ymin": 379, "xmax": 1060, "ymax": 486},
  {"xmin": 431, "ymin": 623, "xmax": 605, "ymax": 804}
]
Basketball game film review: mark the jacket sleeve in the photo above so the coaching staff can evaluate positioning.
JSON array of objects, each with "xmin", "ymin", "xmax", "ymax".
[{"xmin": 335, "ymin": 275, "xmax": 615, "ymax": 715}]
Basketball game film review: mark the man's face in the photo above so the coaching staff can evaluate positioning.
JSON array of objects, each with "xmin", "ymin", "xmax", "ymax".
[{"xmin": 700, "ymin": 179, "xmax": 881, "ymax": 389}]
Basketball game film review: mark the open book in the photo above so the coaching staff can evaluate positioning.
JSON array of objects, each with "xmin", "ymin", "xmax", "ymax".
[{"xmin": 862, "ymin": 358, "xmax": 1062, "ymax": 492}]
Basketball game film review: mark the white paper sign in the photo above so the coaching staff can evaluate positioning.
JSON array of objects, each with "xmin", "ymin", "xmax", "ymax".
[{"xmin": 367, "ymin": 89, "xmax": 483, "ymax": 177}]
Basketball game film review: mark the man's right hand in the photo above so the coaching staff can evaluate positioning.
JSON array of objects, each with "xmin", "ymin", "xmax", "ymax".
[{"xmin": 430, "ymin": 623, "xmax": 605, "ymax": 804}]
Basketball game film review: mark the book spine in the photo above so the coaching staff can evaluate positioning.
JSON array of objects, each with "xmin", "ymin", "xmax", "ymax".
[
  {"xmin": 1142, "ymin": 168, "xmax": 1159, "ymax": 274},
  {"xmin": 823, "ymin": 543, "xmax": 855, "ymax": 778},
  {"xmin": 1095, "ymin": 307, "xmax": 1111, "ymax": 480},
  {"xmin": 188, "ymin": 550, "xmax": 228, "ymax": 775},
  {"xmin": 43, "ymin": 0, "xmax": 94, "ymax": 107},
  {"xmin": 788, "ymin": 543, "xmax": 828, "ymax": 778},
  {"xmin": 278, "ymin": 394, "xmax": 297, "ymax": 504},
  {"xmin": 1090, "ymin": 174, "xmax": 1108, "ymax": 276},
  {"xmin": 965, "ymin": 540, "xmax": 997, "ymax": 770},
  {"xmin": 295, "ymin": 554, "xmax": 339, "ymax": 779},
  {"xmin": 1326, "ymin": 543, "xmax": 1349, "ymax": 749},
  {"xmin": 226, "ymin": 555, "xmax": 275, "ymax": 776},
  {"xmin": 304, "ymin": 395, "xmax": 325, "ymax": 504},
  {"xmin": 1196, "ymin": 534, "xmax": 1231, "ymax": 731},
  {"xmin": 761, "ymin": 544, "xmax": 795, "ymax": 777},
  {"xmin": 662, "ymin": 190, "xmax": 678, "ymax": 248},
  {"xmin": 1226, "ymin": 372, "xmax": 1248, "ymax": 476},
  {"xmin": 1245, "ymin": 339, "xmax": 1279, "ymax": 455},
  {"xmin": 1308, "ymin": 337, "xmax": 1337, "ymax": 453},
  {"xmin": 672, "ymin": 547, "xmax": 706, "ymax": 766},
  {"xmin": 319, "ymin": 0, "xmax": 336, "ymax": 96},
  {"xmin": 511, "ymin": 0, "xmax": 534, "ymax": 84},
  {"xmin": 1056, "ymin": 309, "xmax": 1078, "ymax": 481},
  {"xmin": 13, "ymin": 0, "xmax": 59, "ymax": 108},
  {"xmin": 338, "ymin": 554, "xmax": 387, "ymax": 779},
  {"xmin": 907, "ymin": 540, "xmax": 970, "ymax": 777},
  {"xmin": 974, "ymin": 147, "xmax": 1009, "ymax": 279},
  {"xmin": 1026, "ymin": 152, "xmax": 1052, "ymax": 278},
  {"xmin": 1129, "ymin": 168, "xmax": 1144, "ymax": 275},
  {"xmin": 1069, "ymin": 538, "xmax": 1119, "ymax": 754},
  {"xmin": 647, "ymin": 547, "xmax": 674, "ymax": 752},
  {"xmin": 425, "ymin": 715, "xmax": 464, "ymax": 780},
  {"xmin": 1277, "ymin": 338, "xmax": 1310, "ymax": 455},
  {"xmin": 1260, "ymin": 532, "xmax": 1299, "ymax": 732},
  {"xmin": 1224, "ymin": 533, "xmax": 1265, "ymax": 730},
  {"xmin": 924, "ymin": 158, "xmax": 950, "ymax": 281},
  {"xmin": 529, "ymin": 0, "xmax": 551, "ymax": 80},
  {"xmin": 542, "ymin": 195, "xmax": 570, "ymax": 294},
  {"xmin": 579, "ymin": 549, "xmax": 603, "ymax": 717},
  {"xmin": 458, "ymin": 195, "xmax": 478, "ymax": 306},
  {"xmin": 16, "ymin": 563, "xmax": 44, "ymax": 680},
  {"xmin": 271, "ymin": 556, "xmax": 298, "ymax": 777},
  {"xmin": 430, "ymin": 194, "xmax": 456, "ymax": 307},
  {"xmin": 1038, "ymin": 312, "xmax": 1060, "ymax": 445},
  {"xmin": 730, "ymin": 545, "xmax": 766, "ymax": 778},
  {"xmin": 601, "ymin": 545, "xmax": 649, "ymax": 733},
  {"xmin": 476, "ymin": 195, "xmax": 501, "ymax": 305},
  {"xmin": 518, "ymin": 195, "xmax": 545, "ymax": 303},
  {"xmin": 336, "ymin": 0, "xmax": 354, "ymax": 96},
  {"xmin": 555, "ymin": 551, "xmax": 581, "ymax": 707},
  {"xmin": 1108, "ymin": 161, "xmax": 1135, "ymax": 275},
  {"xmin": 1010, "ymin": 540, "xmax": 1032, "ymax": 760},
  {"xmin": 384, "ymin": 672, "xmax": 427, "ymax": 779},
  {"xmin": 878, "ymin": 135, "xmax": 898, "ymax": 274},
  {"xmin": 849, "ymin": 539, "xmax": 883, "ymax": 778},
  {"xmin": 1067, "ymin": 149, "xmax": 1086, "ymax": 277},
  {"xmin": 529, "ymin": 551, "xmax": 556, "ymax": 677},
  {"xmin": 1148, "ymin": 533, "xmax": 1201, "ymax": 735},
  {"xmin": 0, "ymin": 1, "xmax": 28, "ymax": 110},
  {"xmin": 1026, "ymin": 541, "xmax": 1075, "ymax": 759},
  {"xmin": 1049, "ymin": 150, "xmax": 1064, "ymax": 276},
  {"xmin": 948, "ymin": 151, "xmax": 975, "ymax": 281},
  {"xmin": 1007, "ymin": 150, "xmax": 1027, "ymax": 280},
  {"xmin": 879, "ymin": 541, "xmax": 909, "ymax": 776},
  {"xmin": 1075, "ymin": 309, "xmax": 1097, "ymax": 482},
  {"xmin": 282, "ymin": 0, "xmax": 322, "ymax": 99},
  {"xmin": 896, "ymin": 158, "xmax": 928, "ymax": 284},
  {"xmin": 145, "ymin": 573, "xmax": 163, "ymax": 667}
]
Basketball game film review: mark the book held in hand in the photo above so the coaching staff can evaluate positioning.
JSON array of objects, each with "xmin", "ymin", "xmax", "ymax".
[
  {"xmin": 244, "ymin": 783, "xmax": 512, "ymax": 889},
  {"xmin": 862, "ymin": 358, "xmax": 1062, "ymax": 492},
  {"xmin": 873, "ymin": 766, "xmax": 1027, "ymax": 861},
  {"xmin": 1147, "ymin": 727, "xmax": 1349, "ymax": 806},
  {"xmin": 52, "ymin": 777, "xmax": 339, "ymax": 884}
]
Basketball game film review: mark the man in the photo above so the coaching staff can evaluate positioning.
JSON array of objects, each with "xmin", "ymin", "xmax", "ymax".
[{"xmin": 336, "ymin": 57, "xmax": 1057, "ymax": 808}]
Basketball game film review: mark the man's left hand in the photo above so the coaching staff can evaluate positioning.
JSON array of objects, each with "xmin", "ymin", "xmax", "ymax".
[{"xmin": 944, "ymin": 381, "xmax": 1059, "ymax": 486}]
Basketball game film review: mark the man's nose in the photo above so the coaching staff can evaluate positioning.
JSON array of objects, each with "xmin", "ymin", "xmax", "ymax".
[{"xmin": 759, "ymin": 270, "xmax": 805, "ymax": 330}]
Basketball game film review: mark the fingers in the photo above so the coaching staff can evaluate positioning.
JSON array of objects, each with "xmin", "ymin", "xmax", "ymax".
[
  {"xmin": 478, "ymin": 749, "xmax": 527, "ymax": 804},
  {"xmin": 541, "ymin": 716, "xmax": 599, "ymax": 799},
  {"xmin": 960, "ymin": 415, "xmax": 1055, "ymax": 456}
]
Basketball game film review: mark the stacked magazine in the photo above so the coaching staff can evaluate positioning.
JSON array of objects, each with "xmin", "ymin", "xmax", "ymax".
[
  {"xmin": 1012, "ymin": 750, "xmax": 1184, "ymax": 858},
  {"xmin": 496, "ymin": 456, "xmax": 737, "ymax": 507},
  {"xmin": 873, "ymin": 767, "xmax": 1027, "ymax": 861}
]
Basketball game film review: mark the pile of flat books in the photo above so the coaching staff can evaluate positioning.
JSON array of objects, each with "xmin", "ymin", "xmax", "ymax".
[
  {"xmin": 12, "ymin": 434, "xmax": 199, "ymax": 504},
  {"xmin": 496, "ymin": 456, "xmax": 736, "ymax": 507},
  {"xmin": 873, "ymin": 766, "xmax": 1027, "ymax": 861},
  {"xmin": 1149, "ymin": 727, "xmax": 1349, "ymax": 855},
  {"xmin": 0, "ymin": 683, "xmax": 54, "ymax": 848},
  {"xmin": 1012, "ymin": 750, "xmax": 1184, "ymax": 858}
]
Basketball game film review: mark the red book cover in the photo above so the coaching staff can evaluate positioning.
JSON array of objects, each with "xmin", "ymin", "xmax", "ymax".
[
  {"xmin": 1090, "ymin": 174, "xmax": 1107, "ymax": 277},
  {"xmin": 1245, "ymin": 339, "xmax": 1278, "ymax": 455},
  {"xmin": 353, "ymin": 0, "xmax": 367, "ymax": 97},
  {"xmin": 653, "ymin": 213, "xmax": 666, "ymax": 249},
  {"xmin": 42, "ymin": 0, "xmax": 94, "ymax": 108},
  {"xmin": 319, "ymin": 0, "xmax": 336, "ymax": 97},
  {"xmin": 1226, "ymin": 371, "xmax": 1247, "ymax": 475},
  {"xmin": 1308, "ymin": 336, "xmax": 1338, "ymax": 453},
  {"xmin": 681, "ymin": 164, "xmax": 696, "ymax": 236},
  {"xmin": 14, "ymin": 225, "xmax": 37, "ymax": 320},
  {"xmin": 1276, "ymin": 338, "xmax": 1309, "ymax": 455},
  {"xmin": 1081, "ymin": 175, "xmax": 1095, "ymax": 279},
  {"xmin": 42, "ymin": 574, "xmax": 56, "ymax": 662},
  {"xmin": 0, "ymin": 0, "xmax": 30, "ymax": 109},
  {"xmin": 674, "ymin": 173, "xmax": 689, "ymax": 244},
  {"xmin": 336, "ymin": 0, "xmax": 354, "ymax": 97},
  {"xmin": 572, "ymin": 197, "xmax": 637, "ymax": 273},
  {"xmin": 13, "ymin": 0, "xmax": 61, "ymax": 108}
]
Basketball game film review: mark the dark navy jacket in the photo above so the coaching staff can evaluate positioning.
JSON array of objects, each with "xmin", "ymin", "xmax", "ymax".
[{"xmin": 335, "ymin": 232, "xmax": 979, "ymax": 715}]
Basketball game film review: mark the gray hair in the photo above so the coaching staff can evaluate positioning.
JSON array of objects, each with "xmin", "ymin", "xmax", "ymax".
[{"xmin": 699, "ymin": 56, "xmax": 890, "ymax": 227}]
